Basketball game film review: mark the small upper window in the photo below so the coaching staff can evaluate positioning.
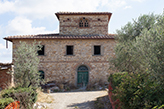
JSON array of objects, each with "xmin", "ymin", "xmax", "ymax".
[
  {"xmin": 79, "ymin": 20, "xmax": 83, "ymax": 27},
  {"xmin": 94, "ymin": 45, "xmax": 101, "ymax": 55},
  {"xmin": 37, "ymin": 45, "xmax": 45, "ymax": 55},
  {"xmin": 79, "ymin": 18, "xmax": 89, "ymax": 27},
  {"xmin": 66, "ymin": 45, "xmax": 73, "ymax": 55},
  {"xmin": 85, "ymin": 20, "xmax": 88, "ymax": 27}
]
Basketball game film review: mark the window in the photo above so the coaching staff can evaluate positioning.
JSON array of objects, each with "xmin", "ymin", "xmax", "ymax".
[
  {"xmin": 66, "ymin": 45, "xmax": 73, "ymax": 55},
  {"xmin": 37, "ymin": 45, "xmax": 45, "ymax": 55},
  {"xmin": 85, "ymin": 20, "xmax": 88, "ymax": 27},
  {"xmin": 39, "ymin": 70, "xmax": 44, "ymax": 80},
  {"xmin": 94, "ymin": 45, "xmax": 101, "ymax": 55},
  {"xmin": 79, "ymin": 17, "xmax": 89, "ymax": 27},
  {"xmin": 79, "ymin": 20, "xmax": 83, "ymax": 27}
]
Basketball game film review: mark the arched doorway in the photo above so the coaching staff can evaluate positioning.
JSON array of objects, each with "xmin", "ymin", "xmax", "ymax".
[{"xmin": 77, "ymin": 65, "xmax": 89, "ymax": 87}]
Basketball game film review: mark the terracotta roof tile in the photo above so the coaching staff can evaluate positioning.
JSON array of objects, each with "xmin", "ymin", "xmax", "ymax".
[
  {"xmin": 4, "ymin": 34, "xmax": 115, "ymax": 42},
  {"xmin": 56, "ymin": 12, "xmax": 112, "ymax": 15},
  {"xmin": 55, "ymin": 12, "xmax": 112, "ymax": 22}
]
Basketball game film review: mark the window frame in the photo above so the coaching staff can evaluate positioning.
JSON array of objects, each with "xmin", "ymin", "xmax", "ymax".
[
  {"xmin": 66, "ymin": 45, "xmax": 74, "ymax": 55},
  {"xmin": 37, "ymin": 45, "xmax": 45, "ymax": 56},
  {"xmin": 92, "ymin": 45, "xmax": 104, "ymax": 56},
  {"xmin": 79, "ymin": 17, "xmax": 89, "ymax": 28},
  {"xmin": 94, "ymin": 45, "xmax": 101, "ymax": 55}
]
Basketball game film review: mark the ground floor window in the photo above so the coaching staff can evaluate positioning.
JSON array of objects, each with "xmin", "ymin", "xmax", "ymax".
[{"xmin": 39, "ymin": 70, "xmax": 44, "ymax": 79}]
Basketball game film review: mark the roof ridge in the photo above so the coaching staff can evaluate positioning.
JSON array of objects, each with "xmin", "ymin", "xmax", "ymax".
[
  {"xmin": 55, "ymin": 12, "xmax": 112, "ymax": 21},
  {"xmin": 56, "ymin": 12, "xmax": 111, "ymax": 13}
]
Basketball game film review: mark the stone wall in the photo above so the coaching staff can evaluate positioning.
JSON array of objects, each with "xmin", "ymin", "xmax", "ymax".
[
  {"xmin": 59, "ymin": 15, "xmax": 109, "ymax": 35},
  {"xmin": 12, "ymin": 39, "xmax": 115, "ymax": 87}
]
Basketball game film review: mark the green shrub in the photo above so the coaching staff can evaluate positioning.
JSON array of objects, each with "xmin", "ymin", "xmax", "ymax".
[
  {"xmin": 1, "ymin": 87, "xmax": 37, "ymax": 109},
  {"xmin": 110, "ymin": 72, "xmax": 164, "ymax": 109},
  {"xmin": 0, "ymin": 97, "xmax": 14, "ymax": 109},
  {"xmin": 108, "ymin": 72, "xmax": 127, "ymax": 90},
  {"xmin": 153, "ymin": 104, "xmax": 164, "ymax": 109}
]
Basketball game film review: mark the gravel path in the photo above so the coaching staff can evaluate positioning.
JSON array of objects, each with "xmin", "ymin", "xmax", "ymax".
[{"xmin": 43, "ymin": 90, "xmax": 108, "ymax": 109}]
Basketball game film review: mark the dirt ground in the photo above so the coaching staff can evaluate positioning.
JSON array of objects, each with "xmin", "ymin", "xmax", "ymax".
[{"xmin": 40, "ymin": 90, "xmax": 108, "ymax": 109}]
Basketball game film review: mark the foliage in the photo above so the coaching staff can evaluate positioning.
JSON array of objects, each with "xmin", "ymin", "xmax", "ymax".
[
  {"xmin": 153, "ymin": 104, "xmax": 164, "ymax": 109},
  {"xmin": 0, "ymin": 97, "xmax": 14, "ymax": 109},
  {"xmin": 108, "ymin": 72, "xmax": 127, "ymax": 90},
  {"xmin": 110, "ymin": 13, "xmax": 164, "ymax": 74},
  {"xmin": 13, "ymin": 41, "xmax": 42, "ymax": 88},
  {"xmin": 3, "ymin": 41, "xmax": 42, "ymax": 108},
  {"xmin": 109, "ymin": 12, "xmax": 164, "ymax": 109},
  {"xmin": 111, "ymin": 72, "xmax": 164, "ymax": 109},
  {"xmin": 1, "ymin": 87, "xmax": 37, "ymax": 109}
]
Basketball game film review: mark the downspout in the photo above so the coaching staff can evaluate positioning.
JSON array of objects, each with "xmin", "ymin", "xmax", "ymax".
[{"xmin": 6, "ymin": 40, "xmax": 8, "ymax": 48}]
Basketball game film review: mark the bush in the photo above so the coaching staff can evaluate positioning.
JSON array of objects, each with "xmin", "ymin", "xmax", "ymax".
[
  {"xmin": 110, "ymin": 72, "xmax": 164, "ymax": 109},
  {"xmin": 108, "ymin": 72, "xmax": 127, "ymax": 90},
  {"xmin": 153, "ymin": 104, "xmax": 164, "ymax": 109},
  {"xmin": 1, "ymin": 87, "xmax": 37, "ymax": 109},
  {"xmin": 0, "ymin": 97, "xmax": 14, "ymax": 109}
]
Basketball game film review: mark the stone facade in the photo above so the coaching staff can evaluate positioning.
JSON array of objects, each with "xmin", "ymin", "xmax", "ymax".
[
  {"xmin": 5, "ymin": 12, "xmax": 115, "ymax": 87},
  {"xmin": 12, "ymin": 38, "xmax": 115, "ymax": 86},
  {"xmin": 58, "ymin": 15, "xmax": 109, "ymax": 35}
]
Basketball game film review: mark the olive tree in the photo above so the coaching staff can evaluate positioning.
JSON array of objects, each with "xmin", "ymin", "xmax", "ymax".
[
  {"xmin": 13, "ymin": 41, "xmax": 42, "ymax": 88},
  {"xmin": 109, "ymin": 12, "xmax": 164, "ymax": 108}
]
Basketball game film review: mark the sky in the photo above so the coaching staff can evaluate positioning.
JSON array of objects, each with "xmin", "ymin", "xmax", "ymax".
[{"xmin": 0, "ymin": 0, "xmax": 163, "ymax": 63}]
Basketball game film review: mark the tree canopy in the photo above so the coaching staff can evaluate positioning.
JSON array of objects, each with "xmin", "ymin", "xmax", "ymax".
[
  {"xmin": 13, "ymin": 41, "xmax": 42, "ymax": 88},
  {"xmin": 111, "ymin": 12, "xmax": 164, "ymax": 79},
  {"xmin": 109, "ymin": 12, "xmax": 164, "ymax": 108}
]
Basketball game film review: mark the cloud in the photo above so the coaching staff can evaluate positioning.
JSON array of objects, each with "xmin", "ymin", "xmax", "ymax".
[
  {"xmin": 0, "ymin": 0, "xmax": 101, "ymax": 19},
  {"xmin": 0, "ymin": 42, "xmax": 12, "ymax": 63},
  {"xmin": 124, "ymin": 6, "xmax": 132, "ymax": 9},
  {"xmin": 5, "ymin": 16, "xmax": 57, "ymax": 35},
  {"xmin": 0, "ymin": 50, "xmax": 12, "ymax": 63},
  {"xmin": 0, "ymin": 26, "xmax": 2, "ymax": 36},
  {"xmin": 0, "ymin": 0, "xmax": 15, "ymax": 14},
  {"xmin": 0, "ymin": 43, "xmax": 6, "ymax": 49},
  {"xmin": 99, "ymin": 0, "xmax": 126, "ymax": 11},
  {"xmin": 0, "ymin": 0, "xmax": 129, "ymax": 19},
  {"xmin": 1, "ymin": 0, "xmax": 128, "ymax": 36},
  {"xmin": 131, "ymin": 0, "xmax": 145, "ymax": 2}
]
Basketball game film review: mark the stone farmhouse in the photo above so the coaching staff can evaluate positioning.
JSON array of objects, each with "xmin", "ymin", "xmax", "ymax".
[{"xmin": 4, "ymin": 12, "xmax": 116, "ymax": 88}]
